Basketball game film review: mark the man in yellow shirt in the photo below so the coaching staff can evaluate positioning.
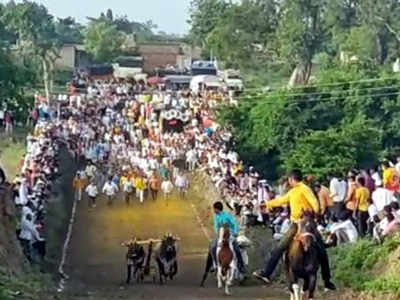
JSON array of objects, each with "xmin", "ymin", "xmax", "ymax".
[
  {"xmin": 72, "ymin": 172, "xmax": 86, "ymax": 202},
  {"xmin": 354, "ymin": 177, "xmax": 370, "ymax": 237},
  {"xmin": 135, "ymin": 175, "xmax": 145, "ymax": 203},
  {"xmin": 253, "ymin": 170, "xmax": 336, "ymax": 291},
  {"xmin": 382, "ymin": 161, "xmax": 398, "ymax": 193}
]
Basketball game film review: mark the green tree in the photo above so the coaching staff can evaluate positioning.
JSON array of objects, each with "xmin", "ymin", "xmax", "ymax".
[
  {"xmin": 188, "ymin": 0, "xmax": 228, "ymax": 47},
  {"xmin": 278, "ymin": 0, "xmax": 327, "ymax": 86},
  {"xmin": 2, "ymin": 0, "xmax": 61, "ymax": 100},
  {"xmin": 106, "ymin": 8, "xmax": 113, "ymax": 22},
  {"xmin": 84, "ymin": 20, "xmax": 124, "ymax": 63},
  {"xmin": 206, "ymin": 0, "xmax": 280, "ymax": 69},
  {"xmin": 55, "ymin": 17, "xmax": 84, "ymax": 44},
  {"xmin": 283, "ymin": 116, "xmax": 382, "ymax": 178}
]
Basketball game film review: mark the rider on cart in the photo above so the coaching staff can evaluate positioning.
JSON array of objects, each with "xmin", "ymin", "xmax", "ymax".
[{"xmin": 210, "ymin": 201, "xmax": 246, "ymax": 274}]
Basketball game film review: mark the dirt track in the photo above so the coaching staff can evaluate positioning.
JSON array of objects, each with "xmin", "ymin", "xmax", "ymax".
[{"xmin": 63, "ymin": 189, "xmax": 287, "ymax": 300}]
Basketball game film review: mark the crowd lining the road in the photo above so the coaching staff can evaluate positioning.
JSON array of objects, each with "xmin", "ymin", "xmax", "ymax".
[{"xmin": 2, "ymin": 71, "xmax": 400, "ymax": 278}]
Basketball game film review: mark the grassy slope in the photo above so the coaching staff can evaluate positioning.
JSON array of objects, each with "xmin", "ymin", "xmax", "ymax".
[
  {"xmin": 0, "ymin": 128, "xmax": 28, "ymax": 180},
  {"xmin": 0, "ymin": 130, "xmax": 78, "ymax": 300},
  {"xmin": 329, "ymin": 234, "xmax": 400, "ymax": 298}
]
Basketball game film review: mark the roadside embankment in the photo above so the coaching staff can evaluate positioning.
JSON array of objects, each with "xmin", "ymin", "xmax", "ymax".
[{"xmin": 0, "ymin": 143, "xmax": 78, "ymax": 300}]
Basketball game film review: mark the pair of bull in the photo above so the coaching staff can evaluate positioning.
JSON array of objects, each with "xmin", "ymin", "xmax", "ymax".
[{"xmin": 122, "ymin": 234, "xmax": 178, "ymax": 285}]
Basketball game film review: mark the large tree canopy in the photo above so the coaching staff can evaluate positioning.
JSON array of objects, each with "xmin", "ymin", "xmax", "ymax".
[
  {"xmin": 2, "ymin": 0, "xmax": 62, "ymax": 100},
  {"xmin": 84, "ymin": 20, "xmax": 125, "ymax": 63}
]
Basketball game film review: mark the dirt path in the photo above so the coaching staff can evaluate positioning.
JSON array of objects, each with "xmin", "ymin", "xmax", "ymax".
[{"xmin": 63, "ymin": 190, "xmax": 287, "ymax": 300}]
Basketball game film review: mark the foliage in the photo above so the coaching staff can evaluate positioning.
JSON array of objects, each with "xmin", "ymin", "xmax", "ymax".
[
  {"xmin": 84, "ymin": 20, "xmax": 125, "ymax": 63},
  {"xmin": 1, "ymin": 0, "xmax": 62, "ymax": 100},
  {"xmin": 188, "ymin": 0, "xmax": 228, "ymax": 47},
  {"xmin": 218, "ymin": 69, "xmax": 400, "ymax": 180},
  {"xmin": 189, "ymin": 0, "xmax": 400, "ymax": 85},
  {"xmin": 55, "ymin": 17, "xmax": 84, "ymax": 44},
  {"xmin": 283, "ymin": 116, "xmax": 382, "ymax": 179},
  {"xmin": 0, "ymin": 129, "xmax": 27, "ymax": 179},
  {"xmin": 0, "ymin": 47, "xmax": 36, "ymax": 123},
  {"xmin": 329, "ymin": 234, "xmax": 400, "ymax": 295}
]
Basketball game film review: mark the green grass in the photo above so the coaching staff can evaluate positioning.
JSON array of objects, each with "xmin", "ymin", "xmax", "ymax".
[
  {"xmin": 0, "ymin": 128, "xmax": 29, "ymax": 180},
  {"xmin": 329, "ymin": 234, "xmax": 400, "ymax": 296},
  {"xmin": 0, "ymin": 271, "xmax": 55, "ymax": 300}
]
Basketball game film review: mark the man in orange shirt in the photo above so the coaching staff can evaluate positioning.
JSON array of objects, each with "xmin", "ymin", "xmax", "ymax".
[
  {"xmin": 313, "ymin": 182, "xmax": 333, "ymax": 216},
  {"xmin": 149, "ymin": 173, "xmax": 160, "ymax": 201},
  {"xmin": 72, "ymin": 172, "xmax": 86, "ymax": 202}
]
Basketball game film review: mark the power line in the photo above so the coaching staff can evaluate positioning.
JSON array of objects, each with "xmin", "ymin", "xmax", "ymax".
[
  {"xmin": 235, "ymin": 91, "xmax": 400, "ymax": 106},
  {"xmin": 243, "ymin": 75, "xmax": 400, "ymax": 92},
  {"xmin": 237, "ymin": 84, "xmax": 400, "ymax": 102},
  {"xmin": 238, "ymin": 84, "xmax": 400, "ymax": 101}
]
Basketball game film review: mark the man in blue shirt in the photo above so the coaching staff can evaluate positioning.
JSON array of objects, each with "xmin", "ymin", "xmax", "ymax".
[{"xmin": 210, "ymin": 201, "xmax": 245, "ymax": 273}]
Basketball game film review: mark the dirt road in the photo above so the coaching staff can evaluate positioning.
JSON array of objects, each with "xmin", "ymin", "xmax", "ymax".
[{"xmin": 64, "ymin": 190, "xmax": 287, "ymax": 300}]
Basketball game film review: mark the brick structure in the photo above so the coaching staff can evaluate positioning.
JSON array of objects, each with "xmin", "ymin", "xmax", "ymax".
[
  {"xmin": 138, "ymin": 43, "xmax": 182, "ymax": 73},
  {"xmin": 138, "ymin": 43, "xmax": 201, "ymax": 74}
]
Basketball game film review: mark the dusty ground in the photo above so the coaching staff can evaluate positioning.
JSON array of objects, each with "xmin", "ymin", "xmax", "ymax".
[{"xmin": 62, "ymin": 186, "xmax": 288, "ymax": 300}]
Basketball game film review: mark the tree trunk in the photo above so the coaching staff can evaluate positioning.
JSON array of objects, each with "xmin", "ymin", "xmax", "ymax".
[
  {"xmin": 42, "ymin": 59, "xmax": 50, "ymax": 101},
  {"xmin": 288, "ymin": 61, "xmax": 312, "ymax": 87},
  {"xmin": 49, "ymin": 60, "xmax": 54, "ymax": 94}
]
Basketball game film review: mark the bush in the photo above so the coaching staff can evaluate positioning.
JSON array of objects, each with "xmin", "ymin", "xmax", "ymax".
[
  {"xmin": 329, "ymin": 235, "xmax": 400, "ymax": 295},
  {"xmin": 219, "ymin": 69, "xmax": 400, "ymax": 180}
]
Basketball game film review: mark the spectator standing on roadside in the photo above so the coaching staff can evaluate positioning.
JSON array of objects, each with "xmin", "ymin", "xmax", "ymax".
[
  {"xmin": 72, "ymin": 172, "xmax": 86, "ymax": 202},
  {"xmin": 354, "ymin": 177, "xmax": 370, "ymax": 237},
  {"xmin": 4, "ymin": 110, "xmax": 13, "ymax": 136},
  {"xmin": 19, "ymin": 213, "xmax": 44, "ymax": 262},
  {"xmin": 0, "ymin": 107, "xmax": 4, "ymax": 130}
]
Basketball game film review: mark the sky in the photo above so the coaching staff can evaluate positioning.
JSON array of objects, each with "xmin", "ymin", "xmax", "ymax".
[{"xmin": 1, "ymin": 0, "xmax": 192, "ymax": 34}]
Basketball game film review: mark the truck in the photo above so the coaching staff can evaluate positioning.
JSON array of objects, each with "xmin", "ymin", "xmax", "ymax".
[
  {"xmin": 113, "ymin": 56, "xmax": 147, "ymax": 80},
  {"xmin": 220, "ymin": 69, "xmax": 244, "ymax": 93}
]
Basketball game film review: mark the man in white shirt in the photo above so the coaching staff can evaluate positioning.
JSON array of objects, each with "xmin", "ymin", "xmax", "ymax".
[
  {"xmin": 175, "ymin": 173, "xmax": 188, "ymax": 199},
  {"xmin": 329, "ymin": 176, "xmax": 347, "ymax": 217},
  {"xmin": 102, "ymin": 177, "xmax": 119, "ymax": 206},
  {"xmin": 86, "ymin": 181, "xmax": 99, "ymax": 208},
  {"xmin": 186, "ymin": 148, "xmax": 198, "ymax": 171},
  {"xmin": 161, "ymin": 179, "xmax": 173, "ymax": 201},
  {"xmin": 17, "ymin": 179, "xmax": 29, "ymax": 206},
  {"xmin": 372, "ymin": 185, "xmax": 396, "ymax": 212},
  {"xmin": 273, "ymin": 213, "xmax": 291, "ymax": 241},
  {"xmin": 85, "ymin": 163, "xmax": 97, "ymax": 180},
  {"xmin": 329, "ymin": 217, "xmax": 358, "ymax": 245},
  {"xmin": 395, "ymin": 157, "xmax": 400, "ymax": 173},
  {"xmin": 19, "ymin": 213, "xmax": 44, "ymax": 261}
]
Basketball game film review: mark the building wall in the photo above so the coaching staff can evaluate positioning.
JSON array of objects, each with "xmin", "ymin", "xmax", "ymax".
[
  {"xmin": 141, "ymin": 53, "xmax": 179, "ymax": 73},
  {"xmin": 138, "ymin": 44, "xmax": 181, "ymax": 73},
  {"xmin": 55, "ymin": 45, "xmax": 76, "ymax": 70}
]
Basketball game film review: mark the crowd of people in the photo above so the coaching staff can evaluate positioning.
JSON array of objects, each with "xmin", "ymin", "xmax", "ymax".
[
  {"xmin": 5, "ymin": 70, "xmax": 400, "ymax": 291},
  {"xmin": 8, "ymin": 72, "xmax": 247, "ymax": 264}
]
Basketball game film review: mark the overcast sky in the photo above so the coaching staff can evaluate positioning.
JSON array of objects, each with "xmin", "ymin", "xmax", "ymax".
[{"xmin": 1, "ymin": 0, "xmax": 192, "ymax": 34}]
